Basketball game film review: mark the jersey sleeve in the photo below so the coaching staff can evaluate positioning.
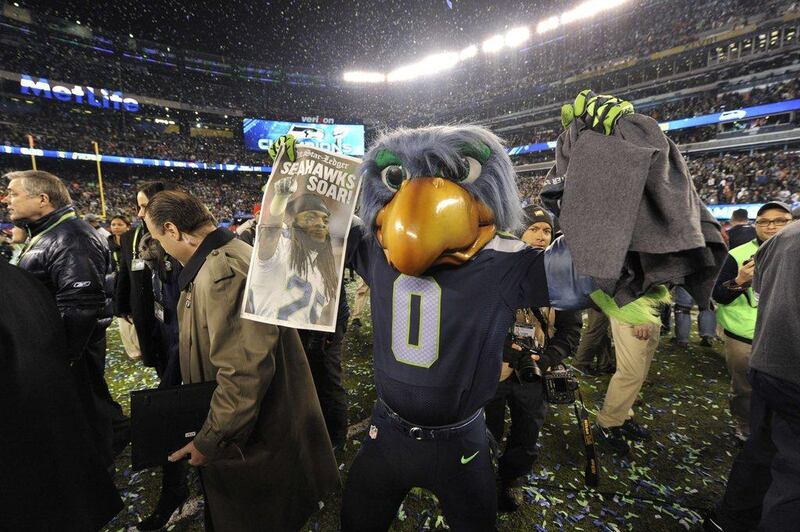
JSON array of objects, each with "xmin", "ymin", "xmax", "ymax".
[
  {"xmin": 254, "ymin": 233, "xmax": 290, "ymax": 273},
  {"xmin": 501, "ymin": 236, "xmax": 595, "ymax": 312},
  {"xmin": 500, "ymin": 245, "xmax": 551, "ymax": 311},
  {"xmin": 345, "ymin": 218, "xmax": 374, "ymax": 284},
  {"xmin": 542, "ymin": 236, "xmax": 595, "ymax": 311}
]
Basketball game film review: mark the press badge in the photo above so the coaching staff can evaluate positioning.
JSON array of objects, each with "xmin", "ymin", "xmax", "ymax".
[
  {"xmin": 131, "ymin": 258, "xmax": 146, "ymax": 271},
  {"xmin": 154, "ymin": 301, "xmax": 165, "ymax": 322},
  {"xmin": 513, "ymin": 324, "xmax": 535, "ymax": 338}
]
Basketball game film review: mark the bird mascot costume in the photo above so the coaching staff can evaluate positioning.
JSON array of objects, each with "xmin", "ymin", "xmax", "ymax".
[{"xmin": 267, "ymin": 92, "xmax": 666, "ymax": 531}]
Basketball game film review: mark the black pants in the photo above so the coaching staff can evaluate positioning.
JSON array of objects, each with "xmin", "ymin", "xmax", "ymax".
[
  {"xmin": 72, "ymin": 332, "xmax": 129, "ymax": 468},
  {"xmin": 485, "ymin": 375, "xmax": 547, "ymax": 483},
  {"xmin": 341, "ymin": 402, "xmax": 497, "ymax": 531},
  {"xmin": 572, "ymin": 308, "xmax": 614, "ymax": 371},
  {"xmin": 715, "ymin": 369, "xmax": 800, "ymax": 531},
  {"xmin": 299, "ymin": 330, "xmax": 348, "ymax": 447}
]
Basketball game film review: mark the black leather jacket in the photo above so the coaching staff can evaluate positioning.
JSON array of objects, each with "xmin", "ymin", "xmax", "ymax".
[{"xmin": 17, "ymin": 205, "xmax": 111, "ymax": 360}]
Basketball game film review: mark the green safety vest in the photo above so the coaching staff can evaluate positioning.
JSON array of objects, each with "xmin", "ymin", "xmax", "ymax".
[{"xmin": 716, "ymin": 239, "xmax": 759, "ymax": 341}]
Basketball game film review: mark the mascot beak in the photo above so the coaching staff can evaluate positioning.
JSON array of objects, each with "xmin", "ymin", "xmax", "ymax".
[{"xmin": 376, "ymin": 177, "xmax": 496, "ymax": 276}]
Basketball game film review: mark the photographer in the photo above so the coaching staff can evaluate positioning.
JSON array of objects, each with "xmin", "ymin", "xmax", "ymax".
[
  {"xmin": 485, "ymin": 206, "xmax": 582, "ymax": 512},
  {"xmin": 713, "ymin": 201, "xmax": 793, "ymax": 442}
]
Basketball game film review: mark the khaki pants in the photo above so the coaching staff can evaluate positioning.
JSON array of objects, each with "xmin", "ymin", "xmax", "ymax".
[
  {"xmin": 117, "ymin": 317, "xmax": 141, "ymax": 359},
  {"xmin": 352, "ymin": 278, "xmax": 370, "ymax": 321},
  {"xmin": 723, "ymin": 334, "xmax": 752, "ymax": 434},
  {"xmin": 597, "ymin": 317, "xmax": 660, "ymax": 428}
]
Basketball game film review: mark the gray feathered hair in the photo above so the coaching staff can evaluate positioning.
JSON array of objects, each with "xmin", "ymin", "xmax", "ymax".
[{"xmin": 358, "ymin": 125, "xmax": 523, "ymax": 234}]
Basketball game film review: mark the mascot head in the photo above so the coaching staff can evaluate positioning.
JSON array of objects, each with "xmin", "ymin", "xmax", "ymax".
[{"xmin": 359, "ymin": 125, "xmax": 522, "ymax": 275}]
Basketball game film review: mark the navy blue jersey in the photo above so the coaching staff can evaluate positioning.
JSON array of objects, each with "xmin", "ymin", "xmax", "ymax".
[{"xmin": 347, "ymin": 225, "xmax": 550, "ymax": 425}]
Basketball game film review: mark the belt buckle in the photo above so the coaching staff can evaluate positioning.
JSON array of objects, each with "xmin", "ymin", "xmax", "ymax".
[{"xmin": 409, "ymin": 426, "xmax": 424, "ymax": 440}]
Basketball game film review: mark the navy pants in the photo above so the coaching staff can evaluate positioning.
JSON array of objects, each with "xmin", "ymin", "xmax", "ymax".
[
  {"xmin": 485, "ymin": 375, "xmax": 547, "ymax": 483},
  {"xmin": 716, "ymin": 369, "xmax": 800, "ymax": 531},
  {"xmin": 341, "ymin": 402, "xmax": 497, "ymax": 531}
]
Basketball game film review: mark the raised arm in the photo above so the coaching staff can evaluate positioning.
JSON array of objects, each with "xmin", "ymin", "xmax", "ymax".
[{"xmin": 257, "ymin": 175, "xmax": 296, "ymax": 261}]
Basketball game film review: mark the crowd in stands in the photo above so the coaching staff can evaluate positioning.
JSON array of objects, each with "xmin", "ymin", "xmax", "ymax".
[
  {"xmin": 2, "ymin": 146, "xmax": 796, "ymax": 231},
  {"xmin": 515, "ymin": 149, "xmax": 800, "ymax": 210},
  {"xmin": 2, "ymin": 71, "xmax": 798, "ymax": 169},
  {"xmin": 0, "ymin": 0, "xmax": 797, "ymax": 167},
  {"xmin": 0, "ymin": 165, "xmax": 265, "ymax": 223},
  {"xmin": 690, "ymin": 150, "xmax": 800, "ymax": 205},
  {"xmin": 3, "ymin": 0, "xmax": 798, "ymax": 129},
  {"xmin": 503, "ymin": 76, "xmax": 800, "ymax": 149},
  {"xmin": 0, "ymin": 109, "xmax": 266, "ymax": 165},
  {"xmin": 644, "ymin": 78, "xmax": 800, "ymax": 122}
]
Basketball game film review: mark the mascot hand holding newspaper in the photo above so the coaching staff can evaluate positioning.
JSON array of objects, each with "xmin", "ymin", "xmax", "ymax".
[{"xmin": 253, "ymin": 92, "xmax": 710, "ymax": 531}]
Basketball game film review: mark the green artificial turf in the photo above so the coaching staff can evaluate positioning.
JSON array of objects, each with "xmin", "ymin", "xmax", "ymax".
[{"xmin": 103, "ymin": 280, "xmax": 735, "ymax": 531}]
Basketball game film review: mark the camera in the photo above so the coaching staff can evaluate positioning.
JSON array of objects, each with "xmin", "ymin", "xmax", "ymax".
[
  {"xmin": 544, "ymin": 365, "xmax": 579, "ymax": 404},
  {"xmin": 502, "ymin": 336, "xmax": 543, "ymax": 382}
]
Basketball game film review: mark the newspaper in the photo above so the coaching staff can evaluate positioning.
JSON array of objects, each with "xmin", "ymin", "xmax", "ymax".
[{"xmin": 241, "ymin": 145, "xmax": 361, "ymax": 332}]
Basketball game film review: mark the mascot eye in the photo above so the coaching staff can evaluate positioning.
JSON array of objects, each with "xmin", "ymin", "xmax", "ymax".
[
  {"xmin": 380, "ymin": 165, "xmax": 407, "ymax": 191},
  {"xmin": 456, "ymin": 156, "xmax": 482, "ymax": 184}
]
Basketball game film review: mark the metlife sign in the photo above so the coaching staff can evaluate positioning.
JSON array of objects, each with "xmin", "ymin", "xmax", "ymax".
[{"xmin": 19, "ymin": 74, "xmax": 140, "ymax": 113}]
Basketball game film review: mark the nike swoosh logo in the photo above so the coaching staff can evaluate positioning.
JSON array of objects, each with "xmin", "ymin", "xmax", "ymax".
[{"xmin": 461, "ymin": 451, "xmax": 480, "ymax": 465}]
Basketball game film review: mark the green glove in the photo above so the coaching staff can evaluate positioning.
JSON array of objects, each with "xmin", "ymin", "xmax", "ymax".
[
  {"xmin": 561, "ymin": 89, "xmax": 634, "ymax": 135},
  {"xmin": 267, "ymin": 134, "xmax": 297, "ymax": 162}
]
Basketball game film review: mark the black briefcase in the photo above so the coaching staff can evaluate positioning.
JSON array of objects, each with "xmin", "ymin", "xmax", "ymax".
[{"xmin": 130, "ymin": 381, "xmax": 217, "ymax": 471}]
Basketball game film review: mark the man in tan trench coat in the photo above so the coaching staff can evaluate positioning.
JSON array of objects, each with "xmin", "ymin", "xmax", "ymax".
[{"xmin": 144, "ymin": 189, "xmax": 339, "ymax": 532}]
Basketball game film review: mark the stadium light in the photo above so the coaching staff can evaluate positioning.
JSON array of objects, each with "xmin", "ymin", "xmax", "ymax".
[
  {"xmin": 505, "ymin": 27, "xmax": 530, "ymax": 47},
  {"xmin": 420, "ymin": 52, "xmax": 460, "ymax": 72},
  {"xmin": 537, "ymin": 0, "xmax": 627, "ymax": 34},
  {"xmin": 343, "ymin": 71, "xmax": 386, "ymax": 83},
  {"xmin": 387, "ymin": 64, "xmax": 418, "ymax": 82},
  {"xmin": 482, "ymin": 34, "xmax": 505, "ymax": 53},
  {"xmin": 460, "ymin": 44, "xmax": 478, "ymax": 60},
  {"xmin": 386, "ymin": 50, "xmax": 461, "ymax": 82},
  {"xmin": 343, "ymin": 0, "xmax": 627, "ymax": 84},
  {"xmin": 536, "ymin": 16, "xmax": 560, "ymax": 34}
]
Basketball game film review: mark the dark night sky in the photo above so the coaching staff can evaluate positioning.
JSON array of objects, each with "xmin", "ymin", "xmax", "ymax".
[{"xmin": 26, "ymin": 0, "xmax": 561, "ymax": 72}]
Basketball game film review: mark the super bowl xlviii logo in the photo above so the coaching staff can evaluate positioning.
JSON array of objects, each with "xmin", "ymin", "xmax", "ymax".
[{"xmin": 20, "ymin": 74, "xmax": 139, "ymax": 113}]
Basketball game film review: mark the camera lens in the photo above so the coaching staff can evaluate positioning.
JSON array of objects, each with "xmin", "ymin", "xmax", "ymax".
[{"xmin": 518, "ymin": 358, "xmax": 541, "ymax": 382}]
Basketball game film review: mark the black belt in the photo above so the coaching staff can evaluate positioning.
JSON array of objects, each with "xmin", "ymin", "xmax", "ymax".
[
  {"xmin": 724, "ymin": 329, "xmax": 753, "ymax": 345},
  {"xmin": 376, "ymin": 398, "xmax": 483, "ymax": 441}
]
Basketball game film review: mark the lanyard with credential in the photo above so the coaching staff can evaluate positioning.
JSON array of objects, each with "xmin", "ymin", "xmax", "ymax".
[
  {"xmin": 132, "ymin": 226, "xmax": 142, "ymax": 258},
  {"xmin": 20, "ymin": 211, "xmax": 76, "ymax": 258}
]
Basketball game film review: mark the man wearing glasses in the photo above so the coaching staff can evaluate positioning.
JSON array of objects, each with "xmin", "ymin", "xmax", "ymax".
[{"xmin": 712, "ymin": 201, "xmax": 794, "ymax": 443}]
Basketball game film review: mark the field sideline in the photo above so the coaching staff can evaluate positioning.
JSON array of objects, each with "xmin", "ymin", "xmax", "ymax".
[{"xmin": 103, "ymin": 283, "xmax": 735, "ymax": 531}]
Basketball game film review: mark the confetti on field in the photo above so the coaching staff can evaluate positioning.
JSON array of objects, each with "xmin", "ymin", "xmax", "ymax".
[{"xmin": 102, "ymin": 299, "xmax": 737, "ymax": 531}]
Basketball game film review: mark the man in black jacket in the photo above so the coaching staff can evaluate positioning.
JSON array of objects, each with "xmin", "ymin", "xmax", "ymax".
[{"xmin": 3, "ymin": 169, "xmax": 125, "ymax": 468}]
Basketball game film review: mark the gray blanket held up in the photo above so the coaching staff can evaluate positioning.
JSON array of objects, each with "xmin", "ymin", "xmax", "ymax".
[{"xmin": 543, "ymin": 114, "xmax": 727, "ymax": 307}]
